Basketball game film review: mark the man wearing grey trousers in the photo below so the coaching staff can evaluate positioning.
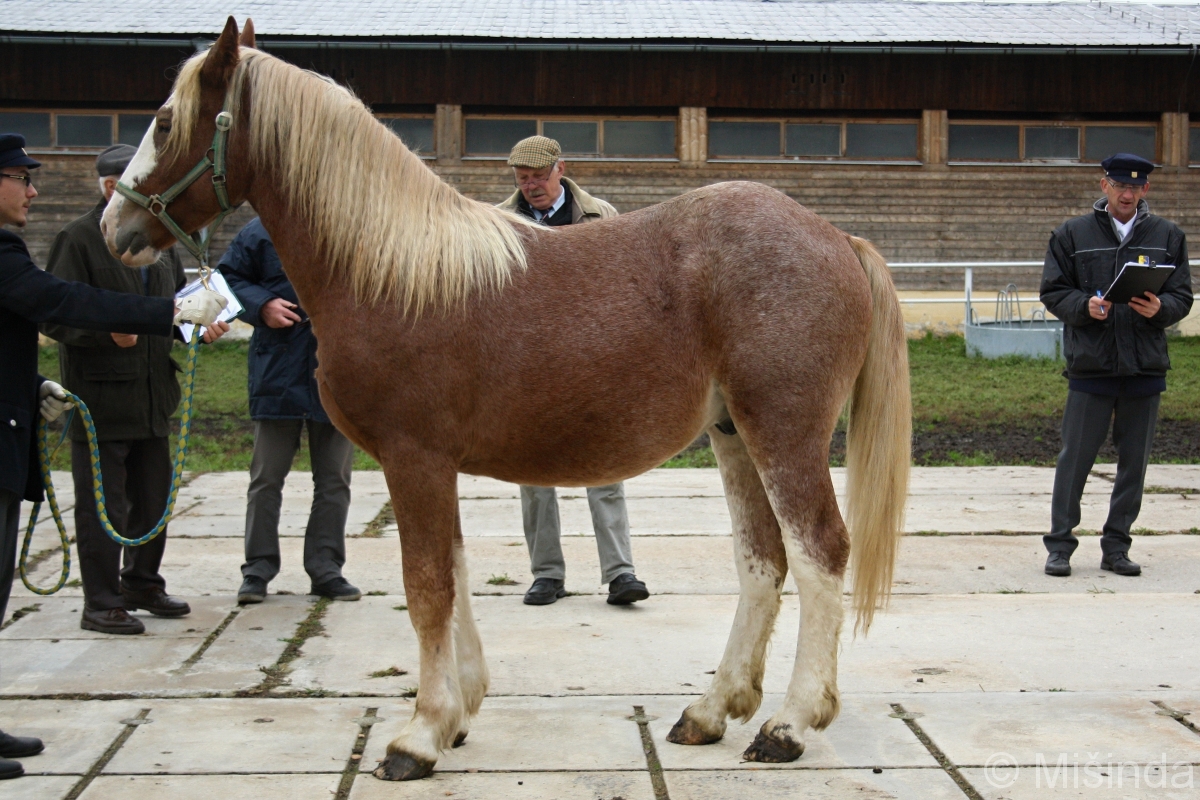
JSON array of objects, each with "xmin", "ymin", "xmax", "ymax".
[
  {"xmin": 498, "ymin": 135, "xmax": 649, "ymax": 607},
  {"xmin": 220, "ymin": 219, "xmax": 361, "ymax": 603},
  {"xmin": 1040, "ymin": 153, "xmax": 1193, "ymax": 578}
]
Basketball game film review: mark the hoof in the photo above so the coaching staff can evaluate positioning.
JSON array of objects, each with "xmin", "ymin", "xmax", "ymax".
[
  {"xmin": 452, "ymin": 731, "xmax": 468, "ymax": 748},
  {"xmin": 666, "ymin": 714, "xmax": 723, "ymax": 746},
  {"xmin": 742, "ymin": 729, "xmax": 804, "ymax": 763},
  {"xmin": 372, "ymin": 750, "xmax": 436, "ymax": 781}
]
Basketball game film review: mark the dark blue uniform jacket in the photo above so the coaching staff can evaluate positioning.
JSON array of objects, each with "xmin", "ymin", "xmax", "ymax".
[
  {"xmin": 0, "ymin": 229, "xmax": 174, "ymax": 500},
  {"xmin": 219, "ymin": 219, "xmax": 329, "ymax": 423}
]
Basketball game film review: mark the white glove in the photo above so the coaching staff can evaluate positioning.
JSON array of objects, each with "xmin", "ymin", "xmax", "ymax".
[
  {"xmin": 174, "ymin": 289, "xmax": 228, "ymax": 328},
  {"xmin": 38, "ymin": 380, "xmax": 74, "ymax": 423}
]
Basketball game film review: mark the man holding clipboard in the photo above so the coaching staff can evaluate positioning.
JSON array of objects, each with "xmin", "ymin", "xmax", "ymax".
[{"xmin": 1040, "ymin": 153, "xmax": 1193, "ymax": 578}]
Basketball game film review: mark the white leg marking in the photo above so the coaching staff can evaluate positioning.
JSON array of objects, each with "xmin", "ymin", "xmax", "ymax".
[{"xmin": 453, "ymin": 544, "xmax": 488, "ymax": 722}]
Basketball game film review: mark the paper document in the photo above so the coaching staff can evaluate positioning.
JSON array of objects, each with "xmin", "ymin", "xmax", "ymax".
[{"xmin": 176, "ymin": 269, "xmax": 244, "ymax": 341}]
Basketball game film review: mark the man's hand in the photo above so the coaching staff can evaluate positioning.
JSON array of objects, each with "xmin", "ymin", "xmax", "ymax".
[
  {"xmin": 1088, "ymin": 295, "xmax": 1113, "ymax": 320},
  {"xmin": 111, "ymin": 332, "xmax": 138, "ymax": 348},
  {"xmin": 174, "ymin": 289, "xmax": 228, "ymax": 328},
  {"xmin": 38, "ymin": 380, "xmax": 74, "ymax": 423},
  {"xmin": 201, "ymin": 320, "xmax": 231, "ymax": 344},
  {"xmin": 261, "ymin": 298, "xmax": 302, "ymax": 329},
  {"xmin": 1128, "ymin": 291, "xmax": 1162, "ymax": 319}
]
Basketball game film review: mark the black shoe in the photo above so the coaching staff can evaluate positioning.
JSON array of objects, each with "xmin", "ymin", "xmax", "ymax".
[
  {"xmin": 1101, "ymin": 552, "xmax": 1142, "ymax": 576},
  {"xmin": 238, "ymin": 576, "xmax": 268, "ymax": 605},
  {"xmin": 1044, "ymin": 552, "xmax": 1071, "ymax": 577},
  {"xmin": 0, "ymin": 731, "xmax": 43, "ymax": 759},
  {"xmin": 311, "ymin": 577, "xmax": 362, "ymax": 601},
  {"xmin": 607, "ymin": 573, "xmax": 650, "ymax": 605},
  {"xmin": 80, "ymin": 607, "xmax": 145, "ymax": 635},
  {"xmin": 122, "ymin": 587, "xmax": 190, "ymax": 618},
  {"xmin": 523, "ymin": 577, "xmax": 566, "ymax": 606},
  {"xmin": 0, "ymin": 758, "xmax": 22, "ymax": 780}
]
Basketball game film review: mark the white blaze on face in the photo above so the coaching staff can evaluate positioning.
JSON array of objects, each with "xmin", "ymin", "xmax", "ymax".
[{"xmin": 101, "ymin": 114, "xmax": 161, "ymax": 256}]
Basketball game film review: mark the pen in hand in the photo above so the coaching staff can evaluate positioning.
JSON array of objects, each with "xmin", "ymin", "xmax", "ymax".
[{"xmin": 1096, "ymin": 290, "xmax": 1106, "ymax": 317}]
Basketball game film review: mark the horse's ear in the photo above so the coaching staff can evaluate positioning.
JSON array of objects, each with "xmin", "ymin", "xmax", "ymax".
[
  {"xmin": 239, "ymin": 18, "xmax": 256, "ymax": 49},
  {"xmin": 201, "ymin": 16, "xmax": 240, "ymax": 89}
]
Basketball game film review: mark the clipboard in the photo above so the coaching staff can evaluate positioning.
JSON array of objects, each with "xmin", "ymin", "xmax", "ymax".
[
  {"xmin": 176, "ymin": 270, "xmax": 244, "ymax": 341},
  {"xmin": 1102, "ymin": 261, "xmax": 1175, "ymax": 304}
]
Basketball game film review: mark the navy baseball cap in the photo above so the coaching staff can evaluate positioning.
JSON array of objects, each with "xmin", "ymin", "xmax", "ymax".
[
  {"xmin": 1101, "ymin": 153, "xmax": 1153, "ymax": 186},
  {"xmin": 0, "ymin": 133, "xmax": 41, "ymax": 169}
]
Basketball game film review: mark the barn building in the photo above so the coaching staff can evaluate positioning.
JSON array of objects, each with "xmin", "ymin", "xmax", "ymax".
[{"xmin": 4, "ymin": 0, "xmax": 1200, "ymax": 291}]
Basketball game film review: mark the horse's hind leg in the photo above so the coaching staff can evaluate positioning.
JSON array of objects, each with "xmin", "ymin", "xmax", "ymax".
[
  {"xmin": 374, "ymin": 459, "xmax": 464, "ymax": 781},
  {"xmin": 742, "ymin": 442, "xmax": 848, "ymax": 762},
  {"xmin": 451, "ymin": 506, "xmax": 488, "ymax": 747},
  {"xmin": 667, "ymin": 426, "xmax": 788, "ymax": 745}
]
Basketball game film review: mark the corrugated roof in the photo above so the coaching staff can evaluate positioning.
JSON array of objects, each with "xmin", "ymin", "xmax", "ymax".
[{"xmin": 2, "ymin": 0, "xmax": 1199, "ymax": 47}]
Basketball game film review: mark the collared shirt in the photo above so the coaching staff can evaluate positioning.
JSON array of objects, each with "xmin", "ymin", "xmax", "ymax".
[
  {"xmin": 515, "ymin": 183, "xmax": 574, "ymax": 227},
  {"xmin": 1109, "ymin": 205, "xmax": 1136, "ymax": 242},
  {"xmin": 532, "ymin": 186, "xmax": 568, "ymax": 223}
]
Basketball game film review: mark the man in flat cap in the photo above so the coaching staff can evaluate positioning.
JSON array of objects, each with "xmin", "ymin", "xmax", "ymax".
[
  {"xmin": 41, "ymin": 144, "xmax": 229, "ymax": 635},
  {"xmin": 497, "ymin": 136, "xmax": 649, "ymax": 607},
  {"xmin": 1040, "ymin": 153, "xmax": 1193, "ymax": 578},
  {"xmin": 0, "ymin": 133, "xmax": 225, "ymax": 779}
]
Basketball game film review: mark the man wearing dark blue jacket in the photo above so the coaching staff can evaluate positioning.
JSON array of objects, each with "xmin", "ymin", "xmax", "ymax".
[
  {"xmin": 0, "ymin": 133, "xmax": 223, "ymax": 780},
  {"xmin": 220, "ymin": 219, "xmax": 360, "ymax": 604}
]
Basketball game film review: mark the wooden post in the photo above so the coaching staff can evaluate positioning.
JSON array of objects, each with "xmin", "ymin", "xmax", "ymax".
[
  {"xmin": 921, "ymin": 109, "xmax": 948, "ymax": 167},
  {"xmin": 1160, "ymin": 111, "xmax": 1189, "ymax": 168},
  {"xmin": 679, "ymin": 107, "xmax": 707, "ymax": 166},
  {"xmin": 436, "ymin": 104, "xmax": 463, "ymax": 164}
]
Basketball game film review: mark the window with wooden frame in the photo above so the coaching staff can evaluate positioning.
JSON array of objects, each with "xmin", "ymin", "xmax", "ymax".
[
  {"xmin": 948, "ymin": 121, "xmax": 1157, "ymax": 163},
  {"xmin": 378, "ymin": 116, "xmax": 435, "ymax": 156},
  {"xmin": 707, "ymin": 118, "xmax": 919, "ymax": 161},
  {"xmin": 463, "ymin": 116, "xmax": 677, "ymax": 159},
  {"xmin": 0, "ymin": 110, "xmax": 157, "ymax": 149},
  {"xmin": 1188, "ymin": 125, "xmax": 1200, "ymax": 165}
]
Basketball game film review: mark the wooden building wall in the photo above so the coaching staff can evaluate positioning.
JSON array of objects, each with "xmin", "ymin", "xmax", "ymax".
[{"xmin": 18, "ymin": 154, "xmax": 1200, "ymax": 292}]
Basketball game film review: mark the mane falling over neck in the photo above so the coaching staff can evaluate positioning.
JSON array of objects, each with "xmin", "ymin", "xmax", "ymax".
[{"xmin": 166, "ymin": 47, "xmax": 533, "ymax": 314}]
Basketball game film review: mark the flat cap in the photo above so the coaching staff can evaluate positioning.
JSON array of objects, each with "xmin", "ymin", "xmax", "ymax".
[
  {"xmin": 0, "ymin": 133, "xmax": 41, "ymax": 169},
  {"xmin": 507, "ymin": 136, "xmax": 562, "ymax": 169},
  {"xmin": 1101, "ymin": 152, "xmax": 1154, "ymax": 186},
  {"xmin": 96, "ymin": 144, "xmax": 138, "ymax": 177}
]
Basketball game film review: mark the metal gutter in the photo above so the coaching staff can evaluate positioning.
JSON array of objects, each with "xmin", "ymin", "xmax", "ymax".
[{"xmin": 0, "ymin": 34, "xmax": 1197, "ymax": 56}]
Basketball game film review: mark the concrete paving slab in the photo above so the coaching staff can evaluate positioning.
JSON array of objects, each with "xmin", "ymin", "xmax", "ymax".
[
  {"xmin": 4, "ymin": 776, "xmax": 78, "ymax": 799},
  {"xmin": 662, "ymin": 767, "xmax": 965, "ymax": 800},
  {"xmin": 360, "ymin": 697, "xmax": 649, "ymax": 772},
  {"xmin": 167, "ymin": 597, "xmax": 310, "ymax": 692},
  {"xmin": 349, "ymin": 771, "xmax": 655, "ymax": 800},
  {"xmin": 103, "ymin": 698, "xmax": 363, "ymax": 774},
  {"xmin": 0, "ymin": 699, "xmax": 147, "ymax": 774},
  {"xmin": 0, "ymin": 596, "xmax": 232, "ymax": 641},
  {"xmin": 0, "ymin": 638, "xmax": 211, "ymax": 696},
  {"xmin": 80, "ymin": 774, "xmax": 343, "ymax": 799},
  {"xmin": 840, "ymin": 593, "xmax": 1200, "ymax": 694},
  {"xmin": 646, "ymin": 694, "xmax": 937, "ymax": 770},
  {"xmin": 905, "ymin": 693, "xmax": 1200, "ymax": 766},
  {"xmin": 960, "ymin": 766, "xmax": 1198, "ymax": 799}
]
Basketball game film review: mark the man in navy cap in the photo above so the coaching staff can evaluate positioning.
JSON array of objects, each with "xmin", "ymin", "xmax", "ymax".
[
  {"xmin": 1040, "ymin": 153, "xmax": 1193, "ymax": 578},
  {"xmin": 42, "ymin": 144, "xmax": 229, "ymax": 636},
  {"xmin": 0, "ymin": 133, "xmax": 226, "ymax": 779}
]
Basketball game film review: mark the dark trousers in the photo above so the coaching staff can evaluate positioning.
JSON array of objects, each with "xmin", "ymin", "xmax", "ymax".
[
  {"xmin": 0, "ymin": 488, "xmax": 20, "ymax": 623},
  {"xmin": 1046, "ymin": 390, "xmax": 1160, "ymax": 558},
  {"xmin": 72, "ymin": 437, "xmax": 170, "ymax": 611},
  {"xmin": 242, "ymin": 419, "xmax": 353, "ymax": 585}
]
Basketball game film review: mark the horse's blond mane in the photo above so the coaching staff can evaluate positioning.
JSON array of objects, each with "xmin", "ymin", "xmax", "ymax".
[{"xmin": 165, "ymin": 47, "xmax": 533, "ymax": 313}]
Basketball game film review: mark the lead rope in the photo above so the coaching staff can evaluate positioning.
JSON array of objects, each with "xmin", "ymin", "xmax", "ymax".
[{"xmin": 18, "ymin": 291, "xmax": 206, "ymax": 594}]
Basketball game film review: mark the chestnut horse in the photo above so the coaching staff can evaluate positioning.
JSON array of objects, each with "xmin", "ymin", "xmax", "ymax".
[{"xmin": 102, "ymin": 18, "xmax": 911, "ymax": 781}]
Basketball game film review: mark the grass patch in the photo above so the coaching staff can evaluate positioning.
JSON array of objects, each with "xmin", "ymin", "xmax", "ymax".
[
  {"xmin": 393, "ymin": 605, "xmax": 407, "ymax": 611},
  {"xmin": 368, "ymin": 666, "xmax": 408, "ymax": 679},
  {"xmin": 486, "ymin": 573, "xmax": 518, "ymax": 586}
]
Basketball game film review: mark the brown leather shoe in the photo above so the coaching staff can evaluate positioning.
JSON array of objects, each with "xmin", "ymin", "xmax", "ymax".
[
  {"xmin": 80, "ymin": 608, "xmax": 145, "ymax": 635},
  {"xmin": 122, "ymin": 587, "xmax": 191, "ymax": 618}
]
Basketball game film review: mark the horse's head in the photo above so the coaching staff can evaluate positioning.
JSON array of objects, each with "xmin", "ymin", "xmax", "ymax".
[{"xmin": 102, "ymin": 16, "xmax": 256, "ymax": 266}]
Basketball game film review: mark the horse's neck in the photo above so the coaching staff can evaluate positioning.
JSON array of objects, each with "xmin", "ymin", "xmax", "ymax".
[{"xmin": 246, "ymin": 191, "xmax": 327, "ymax": 313}]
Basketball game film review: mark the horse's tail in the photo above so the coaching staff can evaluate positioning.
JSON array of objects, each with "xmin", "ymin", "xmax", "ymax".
[{"xmin": 844, "ymin": 235, "xmax": 911, "ymax": 634}]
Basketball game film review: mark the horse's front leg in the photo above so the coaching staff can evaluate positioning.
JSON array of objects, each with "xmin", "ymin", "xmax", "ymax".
[{"xmin": 374, "ymin": 459, "xmax": 463, "ymax": 781}]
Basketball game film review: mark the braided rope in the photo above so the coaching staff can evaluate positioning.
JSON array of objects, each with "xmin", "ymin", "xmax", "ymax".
[{"xmin": 18, "ymin": 326, "xmax": 203, "ymax": 594}]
